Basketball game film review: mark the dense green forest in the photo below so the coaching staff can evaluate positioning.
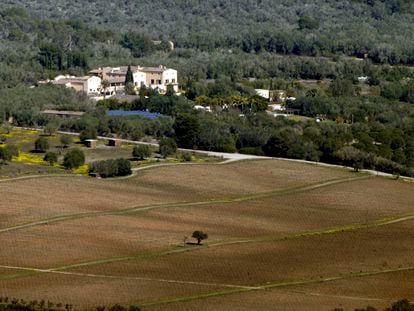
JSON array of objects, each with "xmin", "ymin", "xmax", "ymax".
[
  {"xmin": 0, "ymin": 3, "xmax": 414, "ymax": 176},
  {"xmin": 1, "ymin": 0, "xmax": 414, "ymax": 64}
]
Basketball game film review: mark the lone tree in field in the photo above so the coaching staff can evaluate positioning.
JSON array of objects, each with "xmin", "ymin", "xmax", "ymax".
[
  {"xmin": 132, "ymin": 144, "xmax": 151, "ymax": 160},
  {"xmin": 0, "ymin": 144, "xmax": 18, "ymax": 164},
  {"xmin": 34, "ymin": 137, "xmax": 49, "ymax": 152},
  {"xmin": 44, "ymin": 151, "xmax": 58, "ymax": 166},
  {"xmin": 44, "ymin": 120, "xmax": 59, "ymax": 136},
  {"xmin": 159, "ymin": 137, "xmax": 177, "ymax": 158},
  {"xmin": 192, "ymin": 231, "xmax": 208, "ymax": 245},
  {"xmin": 63, "ymin": 148, "xmax": 85, "ymax": 169},
  {"xmin": 60, "ymin": 135, "xmax": 72, "ymax": 148}
]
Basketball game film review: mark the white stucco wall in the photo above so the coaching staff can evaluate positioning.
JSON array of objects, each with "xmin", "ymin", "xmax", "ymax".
[
  {"xmin": 86, "ymin": 76, "xmax": 102, "ymax": 94},
  {"xmin": 162, "ymin": 69, "xmax": 178, "ymax": 85},
  {"xmin": 133, "ymin": 72, "xmax": 147, "ymax": 88}
]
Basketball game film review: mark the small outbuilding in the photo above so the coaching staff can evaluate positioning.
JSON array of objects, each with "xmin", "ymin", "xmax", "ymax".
[
  {"xmin": 84, "ymin": 139, "xmax": 97, "ymax": 148},
  {"xmin": 108, "ymin": 139, "xmax": 122, "ymax": 147}
]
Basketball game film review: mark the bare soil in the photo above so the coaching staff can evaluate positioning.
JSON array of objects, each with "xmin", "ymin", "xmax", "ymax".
[
  {"xmin": 0, "ymin": 159, "xmax": 412, "ymax": 310},
  {"xmin": 73, "ymin": 220, "xmax": 414, "ymax": 287}
]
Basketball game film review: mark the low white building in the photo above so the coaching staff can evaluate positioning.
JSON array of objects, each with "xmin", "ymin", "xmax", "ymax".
[
  {"xmin": 52, "ymin": 75, "xmax": 102, "ymax": 95},
  {"xmin": 255, "ymin": 89, "xmax": 271, "ymax": 100},
  {"xmin": 358, "ymin": 76, "xmax": 369, "ymax": 82},
  {"xmin": 269, "ymin": 103, "xmax": 285, "ymax": 111},
  {"xmin": 194, "ymin": 105, "xmax": 212, "ymax": 112}
]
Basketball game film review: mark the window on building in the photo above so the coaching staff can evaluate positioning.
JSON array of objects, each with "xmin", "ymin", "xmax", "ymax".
[
  {"xmin": 157, "ymin": 80, "xmax": 162, "ymax": 85},
  {"xmin": 151, "ymin": 79, "xmax": 155, "ymax": 84},
  {"xmin": 165, "ymin": 79, "xmax": 169, "ymax": 84},
  {"xmin": 172, "ymin": 79, "xmax": 176, "ymax": 83}
]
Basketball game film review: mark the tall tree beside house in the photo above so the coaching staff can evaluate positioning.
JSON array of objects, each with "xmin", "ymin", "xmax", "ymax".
[
  {"xmin": 125, "ymin": 65, "xmax": 134, "ymax": 85},
  {"xmin": 125, "ymin": 65, "xmax": 136, "ymax": 95}
]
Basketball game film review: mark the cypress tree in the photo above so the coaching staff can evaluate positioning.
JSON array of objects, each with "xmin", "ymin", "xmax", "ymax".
[{"xmin": 125, "ymin": 65, "xmax": 134, "ymax": 84}]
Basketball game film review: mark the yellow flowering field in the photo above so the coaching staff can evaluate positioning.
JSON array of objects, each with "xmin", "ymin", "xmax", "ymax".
[{"xmin": 13, "ymin": 152, "xmax": 45, "ymax": 165}]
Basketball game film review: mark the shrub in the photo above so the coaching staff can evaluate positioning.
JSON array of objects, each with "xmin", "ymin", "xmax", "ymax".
[
  {"xmin": 180, "ymin": 152, "xmax": 192, "ymax": 162},
  {"xmin": 159, "ymin": 137, "xmax": 177, "ymax": 158},
  {"xmin": 79, "ymin": 126, "xmax": 98, "ymax": 142},
  {"xmin": 63, "ymin": 148, "xmax": 85, "ymax": 169},
  {"xmin": 89, "ymin": 158, "xmax": 132, "ymax": 178},
  {"xmin": 0, "ymin": 144, "xmax": 19, "ymax": 162},
  {"xmin": 116, "ymin": 158, "xmax": 132, "ymax": 176},
  {"xmin": 43, "ymin": 152, "xmax": 58, "ymax": 166},
  {"xmin": 132, "ymin": 144, "xmax": 151, "ymax": 160},
  {"xmin": 44, "ymin": 121, "xmax": 59, "ymax": 136},
  {"xmin": 34, "ymin": 137, "xmax": 49, "ymax": 152},
  {"xmin": 239, "ymin": 147, "xmax": 264, "ymax": 156},
  {"xmin": 60, "ymin": 135, "xmax": 73, "ymax": 148},
  {"xmin": 89, "ymin": 160, "xmax": 117, "ymax": 177},
  {"xmin": 109, "ymin": 304, "xmax": 126, "ymax": 311},
  {"xmin": 374, "ymin": 157, "xmax": 403, "ymax": 175},
  {"xmin": 213, "ymin": 135, "xmax": 237, "ymax": 153}
]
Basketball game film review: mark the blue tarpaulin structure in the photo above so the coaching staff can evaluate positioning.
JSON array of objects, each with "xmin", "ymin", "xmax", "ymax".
[{"xmin": 107, "ymin": 110, "xmax": 161, "ymax": 119}]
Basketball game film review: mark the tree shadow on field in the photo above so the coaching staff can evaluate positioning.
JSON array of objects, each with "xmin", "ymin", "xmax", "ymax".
[{"xmin": 30, "ymin": 149, "xmax": 45, "ymax": 154}]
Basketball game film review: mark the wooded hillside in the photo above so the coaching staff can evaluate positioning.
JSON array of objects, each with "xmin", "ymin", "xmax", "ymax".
[{"xmin": 1, "ymin": 0, "xmax": 414, "ymax": 64}]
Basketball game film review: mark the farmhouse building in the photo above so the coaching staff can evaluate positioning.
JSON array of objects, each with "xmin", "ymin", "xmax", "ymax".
[
  {"xmin": 51, "ymin": 75, "xmax": 102, "ymax": 95},
  {"xmin": 38, "ymin": 65, "xmax": 178, "ymax": 98},
  {"xmin": 140, "ymin": 66, "xmax": 178, "ymax": 92},
  {"xmin": 89, "ymin": 65, "xmax": 178, "ymax": 95}
]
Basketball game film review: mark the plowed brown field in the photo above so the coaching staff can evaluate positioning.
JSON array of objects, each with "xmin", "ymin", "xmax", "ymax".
[{"xmin": 0, "ymin": 160, "xmax": 413, "ymax": 310}]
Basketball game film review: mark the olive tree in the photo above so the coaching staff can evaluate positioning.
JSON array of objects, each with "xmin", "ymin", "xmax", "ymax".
[
  {"xmin": 63, "ymin": 148, "xmax": 85, "ymax": 169},
  {"xmin": 34, "ymin": 137, "xmax": 49, "ymax": 152},
  {"xmin": 192, "ymin": 230, "xmax": 208, "ymax": 245},
  {"xmin": 132, "ymin": 144, "xmax": 151, "ymax": 160}
]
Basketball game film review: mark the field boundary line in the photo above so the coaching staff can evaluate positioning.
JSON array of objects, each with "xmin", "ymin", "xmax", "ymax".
[
  {"xmin": 140, "ymin": 266, "xmax": 414, "ymax": 307},
  {"xmin": 1, "ymin": 213, "xmax": 413, "ymax": 283},
  {"xmin": 0, "ymin": 174, "xmax": 84, "ymax": 183},
  {"xmin": 286, "ymin": 290, "xmax": 392, "ymax": 302},
  {"xmin": 0, "ymin": 264, "xmax": 260, "ymax": 290},
  {"xmin": 0, "ymin": 175, "xmax": 369, "ymax": 235},
  {"xmin": 46, "ymin": 212, "xmax": 414, "ymax": 272}
]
